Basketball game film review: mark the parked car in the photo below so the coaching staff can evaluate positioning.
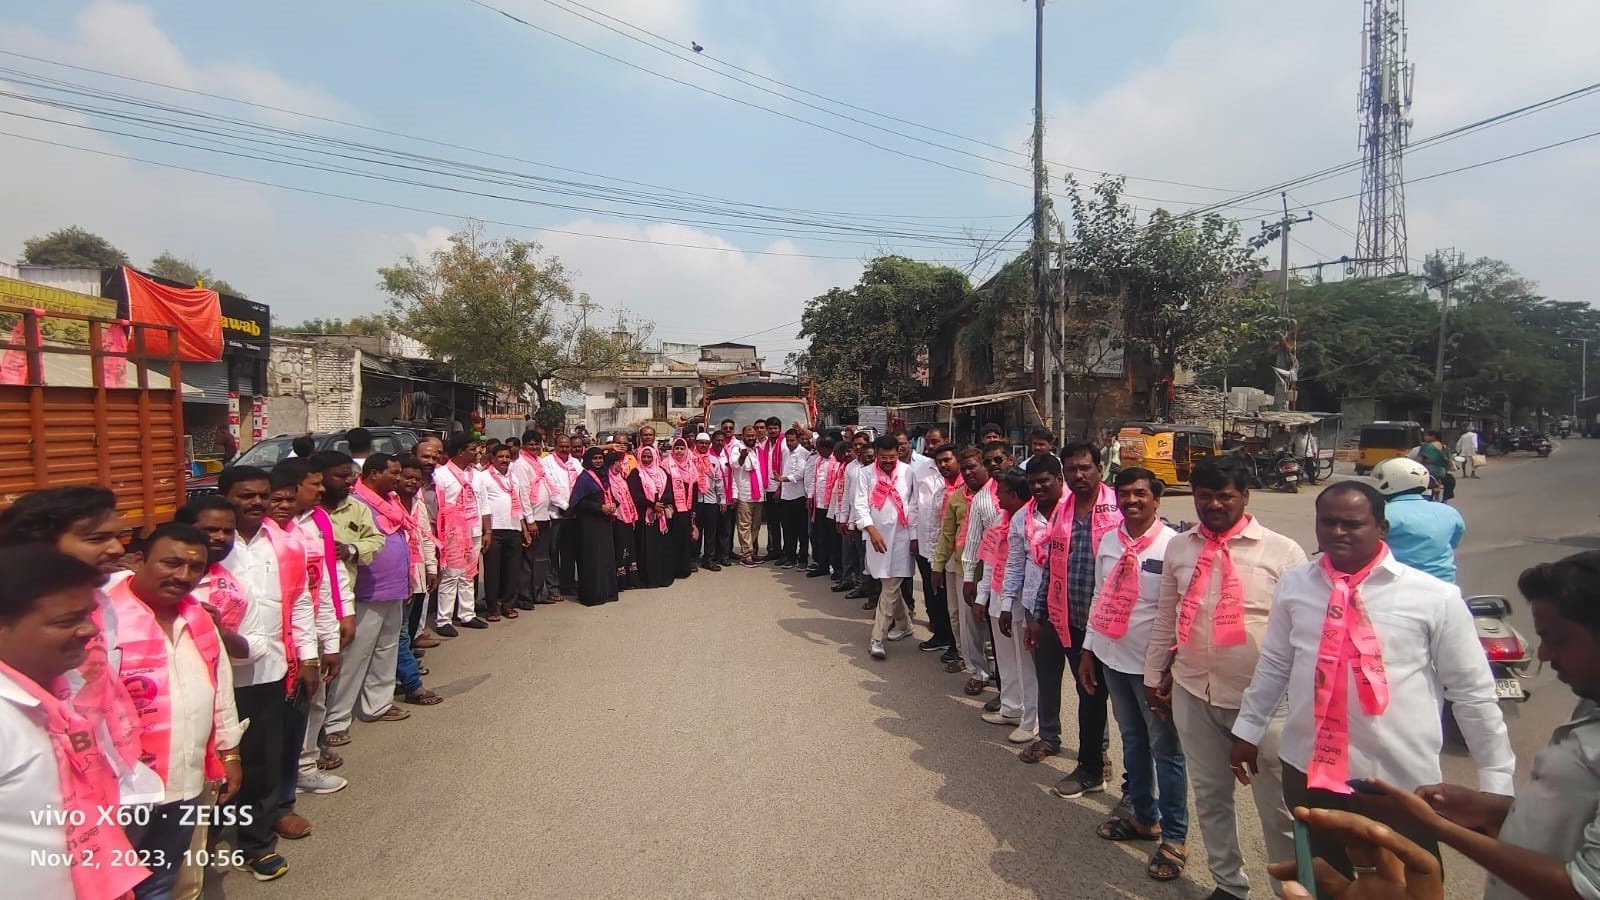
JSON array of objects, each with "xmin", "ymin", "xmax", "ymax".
[{"xmin": 187, "ymin": 427, "xmax": 420, "ymax": 496}]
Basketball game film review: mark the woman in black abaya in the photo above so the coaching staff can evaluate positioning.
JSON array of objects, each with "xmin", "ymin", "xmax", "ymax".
[
  {"xmin": 568, "ymin": 446, "xmax": 619, "ymax": 605},
  {"xmin": 633, "ymin": 445, "xmax": 676, "ymax": 589}
]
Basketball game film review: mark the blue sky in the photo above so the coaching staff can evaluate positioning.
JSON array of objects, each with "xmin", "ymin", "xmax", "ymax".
[{"xmin": 1, "ymin": 1, "xmax": 1596, "ymax": 364}]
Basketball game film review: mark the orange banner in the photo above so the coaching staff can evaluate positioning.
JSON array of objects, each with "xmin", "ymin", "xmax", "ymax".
[{"xmin": 121, "ymin": 267, "xmax": 222, "ymax": 362}]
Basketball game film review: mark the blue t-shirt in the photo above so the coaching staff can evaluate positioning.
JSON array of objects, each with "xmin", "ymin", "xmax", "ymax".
[{"xmin": 1384, "ymin": 492, "xmax": 1465, "ymax": 583}]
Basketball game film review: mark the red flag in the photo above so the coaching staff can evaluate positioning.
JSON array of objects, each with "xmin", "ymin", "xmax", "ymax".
[
  {"xmin": 99, "ymin": 321, "xmax": 128, "ymax": 388},
  {"xmin": 0, "ymin": 310, "xmax": 43, "ymax": 386}
]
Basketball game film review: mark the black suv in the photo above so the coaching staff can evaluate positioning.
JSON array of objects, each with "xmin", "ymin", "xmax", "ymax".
[{"xmin": 187, "ymin": 427, "xmax": 420, "ymax": 496}]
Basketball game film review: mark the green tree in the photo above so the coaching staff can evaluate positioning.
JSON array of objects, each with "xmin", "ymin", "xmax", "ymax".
[
  {"xmin": 794, "ymin": 255, "xmax": 970, "ymax": 417},
  {"xmin": 21, "ymin": 226, "xmax": 128, "ymax": 267},
  {"xmin": 533, "ymin": 400, "xmax": 567, "ymax": 434},
  {"xmin": 1218, "ymin": 277, "xmax": 1436, "ymax": 411},
  {"xmin": 278, "ymin": 315, "xmax": 390, "ymax": 336},
  {"xmin": 147, "ymin": 251, "xmax": 245, "ymax": 297},
  {"xmin": 380, "ymin": 222, "xmax": 648, "ymax": 407}
]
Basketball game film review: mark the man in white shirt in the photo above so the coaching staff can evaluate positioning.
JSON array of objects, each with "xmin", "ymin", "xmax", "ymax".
[
  {"xmin": 0, "ymin": 548, "xmax": 149, "ymax": 900},
  {"xmin": 841, "ymin": 434, "xmax": 877, "ymax": 603},
  {"xmin": 1456, "ymin": 426, "xmax": 1480, "ymax": 478},
  {"xmin": 1231, "ymin": 480, "xmax": 1514, "ymax": 877},
  {"xmin": 777, "ymin": 428, "xmax": 813, "ymax": 569},
  {"xmin": 855, "ymin": 435, "xmax": 920, "ymax": 660},
  {"xmin": 512, "ymin": 429, "xmax": 556, "ymax": 606},
  {"xmin": 1079, "ymin": 467, "xmax": 1187, "ymax": 880},
  {"xmin": 110, "ymin": 523, "xmax": 245, "ymax": 899},
  {"xmin": 544, "ymin": 433, "xmax": 582, "ymax": 599},
  {"xmin": 820, "ymin": 437, "xmax": 854, "ymax": 587},
  {"xmin": 435, "ymin": 435, "xmax": 485, "ymax": 631},
  {"xmin": 972, "ymin": 469, "xmax": 1036, "ymax": 743},
  {"xmin": 901, "ymin": 426, "xmax": 946, "ymax": 630},
  {"xmin": 732, "ymin": 424, "xmax": 767, "ymax": 566},
  {"xmin": 475, "ymin": 444, "xmax": 532, "ymax": 620},
  {"xmin": 217, "ymin": 466, "xmax": 317, "ymax": 882}
]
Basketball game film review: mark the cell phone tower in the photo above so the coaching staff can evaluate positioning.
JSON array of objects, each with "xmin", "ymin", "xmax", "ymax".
[{"xmin": 1354, "ymin": 0, "xmax": 1415, "ymax": 276}]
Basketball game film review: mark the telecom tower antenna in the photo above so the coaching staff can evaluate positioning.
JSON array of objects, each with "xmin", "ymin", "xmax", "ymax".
[{"xmin": 1355, "ymin": 0, "xmax": 1414, "ymax": 276}]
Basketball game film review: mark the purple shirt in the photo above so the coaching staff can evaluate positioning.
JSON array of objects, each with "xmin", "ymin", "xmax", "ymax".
[{"xmin": 354, "ymin": 495, "xmax": 411, "ymax": 601}]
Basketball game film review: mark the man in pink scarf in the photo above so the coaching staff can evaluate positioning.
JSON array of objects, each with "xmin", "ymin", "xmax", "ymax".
[
  {"xmin": 1078, "ymin": 467, "xmax": 1186, "ymax": 881},
  {"xmin": 1143, "ymin": 457, "xmax": 1304, "ymax": 900},
  {"xmin": 1231, "ymin": 481, "xmax": 1512, "ymax": 880},
  {"xmin": 852, "ymin": 435, "xmax": 919, "ymax": 660}
]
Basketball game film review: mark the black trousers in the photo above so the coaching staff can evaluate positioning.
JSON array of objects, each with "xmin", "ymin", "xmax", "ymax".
[
  {"xmin": 484, "ymin": 529, "xmax": 522, "ymax": 610},
  {"xmin": 810, "ymin": 509, "xmax": 836, "ymax": 574},
  {"xmin": 554, "ymin": 516, "xmax": 579, "ymax": 593},
  {"xmin": 763, "ymin": 495, "xmax": 782, "ymax": 558},
  {"xmin": 920, "ymin": 555, "xmax": 955, "ymax": 644},
  {"xmin": 520, "ymin": 519, "xmax": 552, "ymax": 603},
  {"xmin": 1033, "ymin": 621, "xmax": 1110, "ymax": 776},
  {"xmin": 1282, "ymin": 763, "xmax": 1443, "ymax": 878},
  {"xmin": 719, "ymin": 500, "xmax": 736, "ymax": 561},
  {"xmin": 230, "ymin": 681, "xmax": 288, "ymax": 858},
  {"xmin": 780, "ymin": 498, "xmax": 809, "ymax": 563},
  {"xmin": 697, "ymin": 504, "xmax": 724, "ymax": 562},
  {"xmin": 899, "ymin": 553, "xmax": 933, "ymax": 614}
]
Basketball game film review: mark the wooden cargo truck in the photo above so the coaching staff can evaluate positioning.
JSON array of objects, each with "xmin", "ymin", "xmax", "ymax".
[{"xmin": 0, "ymin": 300, "xmax": 186, "ymax": 531}]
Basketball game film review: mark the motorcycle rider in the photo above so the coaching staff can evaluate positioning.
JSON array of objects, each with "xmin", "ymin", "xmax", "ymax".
[{"xmin": 1371, "ymin": 457, "xmax": 1466, "ymax": 583}]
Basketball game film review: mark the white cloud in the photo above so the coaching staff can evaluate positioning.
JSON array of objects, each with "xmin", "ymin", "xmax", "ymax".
[
  {"xmin": 809, "ymin": 0, "xmax": 1027, "ymax": 52},
  {"xmin": 1033, "ymin": 0, "xmax": 1600, "ymax": 299}
]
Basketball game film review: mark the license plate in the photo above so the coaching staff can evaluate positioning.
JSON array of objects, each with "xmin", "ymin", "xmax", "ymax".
[
  {"xmin": 1494, "ymin": 678, "xmax": 1525, "ymax": 700},
  {"xmin": 1284, "ymin": 475, "xmax": 1298, "ymax": 482}
]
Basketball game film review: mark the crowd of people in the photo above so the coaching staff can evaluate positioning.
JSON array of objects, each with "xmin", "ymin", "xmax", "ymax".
[{"xmin": 0, "ymin": 415, "xmax": 1595, "ymax": 900}]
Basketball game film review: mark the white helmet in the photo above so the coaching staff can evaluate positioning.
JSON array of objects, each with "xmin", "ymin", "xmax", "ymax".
[{"xmin": 1371, "ymin": 457, "xmax": 1431, "ymax": 495}]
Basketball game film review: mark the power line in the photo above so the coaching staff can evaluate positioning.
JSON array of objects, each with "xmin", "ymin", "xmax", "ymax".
[
  {"xmin": 531, "ymin": 0, "xmax": 1245, "ymax": 194},
  {"xmin": 0, "ymin": 48, "xmax": 1022, "ymax": 226},
  {"xmin": 0, "ymin": 128, "xmax": 985, "ymax": 264}
]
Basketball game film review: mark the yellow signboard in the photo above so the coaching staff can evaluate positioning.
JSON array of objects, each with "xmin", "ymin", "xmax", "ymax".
[{"xmin": 0, "ymin": 276, "xmax": 117, "ymax": 348}]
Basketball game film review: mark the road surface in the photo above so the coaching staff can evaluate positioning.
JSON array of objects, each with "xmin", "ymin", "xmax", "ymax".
[{"xmin": 219, "ymin": 440, "xmax": 1596, "ymax": 899}]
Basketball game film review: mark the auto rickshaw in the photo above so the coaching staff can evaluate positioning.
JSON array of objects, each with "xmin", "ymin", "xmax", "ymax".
[
  {"xmin": 1115, "ymin": 422, "xmax": 1218, "ymax": 490},
  {"xmin": 1354, "ymin": 420, "xmax": 1422, "ymax": 475}
]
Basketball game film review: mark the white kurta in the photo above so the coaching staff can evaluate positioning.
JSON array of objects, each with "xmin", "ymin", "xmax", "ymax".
[{"xmin": 852, "ymin": 461, "xmax": 919, "ymax": 579}]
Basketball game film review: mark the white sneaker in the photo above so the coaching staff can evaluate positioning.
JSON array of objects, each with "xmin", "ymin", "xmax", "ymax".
[
  {"xmin": 886, "ymin": 626, "xmax": 913, "ymax": 642},
  {"xmin": 297, "ymin": 770, "xmax": 348, "ymax": 795},
  {"xmin": 1007, "ymin": 727, "xmax": 1037, "ymax": 744},
  {"xmin": 982, "ymin": 711, "xmax": 1022, "ymax": 726},
  {"xmin": 869, "ymin": 640, "xmax": 887, "ymax": 660}
]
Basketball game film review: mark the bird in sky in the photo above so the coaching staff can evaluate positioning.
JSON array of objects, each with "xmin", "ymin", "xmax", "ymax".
[{"xmin": 690, "ymin": 41, "xmax": 704, "ymax": 53}]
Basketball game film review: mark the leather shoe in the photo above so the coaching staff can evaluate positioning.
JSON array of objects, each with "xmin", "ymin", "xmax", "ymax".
[
  {"xmin": 274, "ymin": 813, "xmax": 313, "ymax": 840},
  {"xmin": 412, "ymin": 632, "xmax": 441, "ymax": 649},
  {"xmin": 844, "ymin": 588, "xmax": 868, "ymax": 599},
  {"xmin": 830, "ymin": 582, "xmax": 851, "ymax": 593},
  {"xmin": 433, "ymin": 623, "xmax": 460, "ymax": 638},
  {"xmin": 861, "ymin": 598, "xmax": 878, "ymax": 611}
]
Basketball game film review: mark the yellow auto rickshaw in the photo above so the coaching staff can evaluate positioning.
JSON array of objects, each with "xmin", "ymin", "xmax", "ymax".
[
  {"xmin": 1354, "ymin": 420, "xmax": 1422, "ymax": 475},
  {"xmin": 1115, "ymin": 423, "xmax": 1219, "ymax": 490}
]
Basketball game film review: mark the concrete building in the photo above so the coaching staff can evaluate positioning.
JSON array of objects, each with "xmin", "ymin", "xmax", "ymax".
[
  {"xmin": 582, "ymin": 341, "xmax": 764, "ymax": 434},
  {"xmin": 267, "ymin": 332, "xmax": 487, "ymax": 437}
]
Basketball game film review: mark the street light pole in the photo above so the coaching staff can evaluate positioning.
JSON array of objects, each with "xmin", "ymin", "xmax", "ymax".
[{"xmin": 1031, "ymin": 0, "xmax": 1053, "ymax": 431}]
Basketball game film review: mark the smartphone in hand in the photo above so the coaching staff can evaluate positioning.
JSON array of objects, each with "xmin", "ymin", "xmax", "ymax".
[{"xmin": 1293, "ymin": 819, "xmax": 1320, "ymax": 900}]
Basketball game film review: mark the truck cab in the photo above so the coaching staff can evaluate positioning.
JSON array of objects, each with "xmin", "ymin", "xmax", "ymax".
[{"xmin": 702, "ymin": 376, "xmax": 816, "ymax": 433}]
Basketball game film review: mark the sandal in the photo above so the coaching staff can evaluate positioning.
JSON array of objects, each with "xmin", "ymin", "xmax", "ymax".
[
  {"xmin": 1018, "ymin": 739, "xmax": 1059, "ymax": 764},
  {"xmin": 416, "ymin": 666, "xmax": 430, "ymax": 677},
  {"xmin": 404, "ymin": 689, "xmax": 444, "ymax": 706},
  {"xmin": 963, "ymin": 676, "xmax": 986, "ymax": 696},
  {"xmin": 485, "ymin": 612, "xmax": 502, "ymax": 622},
  {"xmin": 503, "ymin": 607, "xmax": 519, "ymax": 619},
  {"xmin": 325, "ymin": 730, "xmax": 351, "ymax": 747},
  {"xmin": 1147, "ymin": 842, "xmax": 1187, "ymax": 881},
  {"xmin": 370, "ymin": 706, "xmax": 411, "ymax": 723},
  {"xmin": 1097, "ymin": 817, "xmax": 1160, "ymax": 842},
  {"xmin": 944, "ymin": 659, "xmax": 965, "ymax": 674}
]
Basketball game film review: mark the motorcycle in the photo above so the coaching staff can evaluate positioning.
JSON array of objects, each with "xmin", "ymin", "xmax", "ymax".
[
  {"xmin": 1534, "ymin": 433, "xmax": 1553, "ymax": 457},
  {"xmin": 1466, "ymin": 594, "xmax": 1534, "ymax": 709},
  {"xmin": 1243, "ymin": 450, "xmax": 1303, "ymax": 492}
]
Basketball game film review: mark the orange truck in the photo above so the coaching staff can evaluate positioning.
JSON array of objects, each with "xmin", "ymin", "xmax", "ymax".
[
  {"xmin": 0, "ymin": 295, "xmax": 186, "ymax": 531},
  {"xmin": 701, "ymin": 374, "xmax": 817, "ymax": 432}
]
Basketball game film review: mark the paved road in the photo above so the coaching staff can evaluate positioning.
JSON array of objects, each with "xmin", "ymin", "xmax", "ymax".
[{"xmin": 219, "ymin": 440, "xmax": 1597, "ymax": 899}]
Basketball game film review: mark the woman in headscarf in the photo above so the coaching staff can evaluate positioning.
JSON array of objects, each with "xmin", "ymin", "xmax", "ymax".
[
  {"xmin": 666, "ymin": 438, "xmax": 702, "ymax": 578},
  {"xmin": 632, "ymin": 444, "xmax": 676, "ymax": 589},
  {"xmin": 567, "ymin": 446, "xmax": 618, "ymax": 605},
  {"xmin": 605, "ymin": 443, "xmax": 641, "ymax": 590}
]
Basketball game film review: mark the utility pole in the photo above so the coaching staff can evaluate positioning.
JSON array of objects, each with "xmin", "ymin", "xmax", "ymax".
[
  {"xmin": 1254, "ymin": 193, "xmax": 1312, "ymax": 409},
  {"xmin": 1426, "ymin": 248, "xmax": 1464, "ymax": 431},
  {"xmin": 1031, "ymin": 0, "xmax": 1054, "ymax": 431}
]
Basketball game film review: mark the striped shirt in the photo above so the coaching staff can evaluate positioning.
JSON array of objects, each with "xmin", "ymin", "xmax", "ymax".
[{"xmin": 960, "ymin": 482, "xmax": 1002, "ymax": 581}]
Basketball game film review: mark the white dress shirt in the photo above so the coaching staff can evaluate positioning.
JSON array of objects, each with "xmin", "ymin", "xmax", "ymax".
[
  {"xmin": 779, "ymin": 445, "xmax": 813, "ymax": 501},
  {"xmin": 838, "ymin": 460, "xmax": 866, "ymax": 528},
  {"xmin": 215, "ymin": 529, "xmax": 317, "ymax": 688},
  {"xmin": 1000, "ymin": 502, "xmax": 1050, "ymax": 616},
  {"xmin": 540, "ymin": 454, "xmax": 574, "ymax": 513},
  {"xmin": 910, "ymin": 454, "xmax": 946, "ymax": 559},
  {"xmin": 852, "ymin": 460, "xmax": 918, "ymax": 579},
  {"xmin": 0, "ymin": 671, "xmax": 73, "ymax": 900},
  {"xmin": 1234, "ymin": 552, "xmax": 1516, "ymax": 794},
  {"xmin": 438, "ymin": 462, "xmax": 482, "ymax": 537},
  {"xmin": 474, "ymin": 467, "xmax": 529, "ymax": 531},
  {"xmin": 1081, "ymin": 523, "xmax": 1176, "ymax": 677},
  {"xmin": 287, "ymin": 513, "xmax": 341, "ymax": 654},
  {"xmin": 731, "ymin": 443, "xmax": 764, "ymax": 503},
  {"xmin": 511, "ymin": 452, "xmax": 553, "ymax": 522},
  {"xmin": 154, "ymin": 613, "xmax": 244, "ymax": 803}
]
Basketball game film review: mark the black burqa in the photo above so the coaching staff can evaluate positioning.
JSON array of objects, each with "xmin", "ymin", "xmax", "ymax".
[{"xmin": 568, "ymin": 449, "xmax": 618, "ymax": 606}]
